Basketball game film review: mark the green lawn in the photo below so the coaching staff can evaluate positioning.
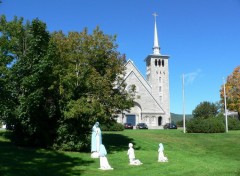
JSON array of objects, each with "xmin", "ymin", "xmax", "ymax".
[{"xmin": 0, "ymin": 129, "xmax": 240, "ymax": 176}]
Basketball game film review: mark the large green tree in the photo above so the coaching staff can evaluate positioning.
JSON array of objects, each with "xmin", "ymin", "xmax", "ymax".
[
  {"xmin": 0, "ymin": 15, "xmax": 61, "ymax": 147},
  {"xmin": 1, "ymin": 15, "xmax": 134, "ymax": 151},
  {"xmin": 192, "ymin": 101, "xmax": 219, "ymax": 119},
  {"xmin": 220, "ymin": 66, "xmax": 240, "ymax": 120},
  {"xmin": 0, "ymin": 15, "xmax": 25, "ymax": 128},
  {"xmin": 52, "ymin": 28, "xmax": 134, "ymax": 151}
]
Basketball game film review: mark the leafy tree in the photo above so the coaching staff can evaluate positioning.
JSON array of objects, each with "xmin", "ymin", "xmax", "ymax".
[
  {"xmin": 220, "ymin": 66, "xmax": 240, "ymax": 120},
  {"xmin": 192, "ymin": 101, "xmax": 219, "ymax": 119},
  {"xmin": 0, "ymin": 15, "xmax": 61, "ymax": 147},
  {"xmin": 52, "ymin": 28, "xmax": 134, "ymax": 151},
  {"xmin": 0, "ymin": 15, "xmax": 25, "ymax": 129},
  {"xmin": 1, "ymin": 15, "xmax": 134, "ymax": 151}
]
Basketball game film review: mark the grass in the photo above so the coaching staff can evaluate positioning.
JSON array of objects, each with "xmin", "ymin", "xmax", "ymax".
[{"xmin": 0, "ymin": 129, "xmax": 240, "ymax": 176}]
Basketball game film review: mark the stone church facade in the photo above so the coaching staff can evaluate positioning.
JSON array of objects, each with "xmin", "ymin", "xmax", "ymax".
[{"xmin": 117, "ymin": 15, "xmax": 171, "ymax": 129}]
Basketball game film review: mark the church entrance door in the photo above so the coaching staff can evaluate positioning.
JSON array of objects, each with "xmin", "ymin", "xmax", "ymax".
[
  {"xmin": 126, "ymin": 115, "xmax": 136, "ymax": 126},
  {"xmin": 158, "ymin": 116, "xmax": 162, "ymax": 126}
]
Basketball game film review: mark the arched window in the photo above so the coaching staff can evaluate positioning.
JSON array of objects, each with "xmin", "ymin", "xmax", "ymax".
[
  {"xmin": 158, "ymin": 59, "xmax": 161, "ymax": 67},
  {"xmin": 162, "ymin": 60, "xmax": 164, "ymax": 67},
  {"xmin": 155, "ymin": 59, "xmax": 157, "ymax": 66},
  {"xmin": 158, "ymin": 116, "xmax": 162, "ymax": 126}
]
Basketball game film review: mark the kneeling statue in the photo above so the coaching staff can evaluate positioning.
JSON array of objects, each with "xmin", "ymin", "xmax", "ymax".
[
  {"xmin": 127, "ymin": 143, "xmax": 143, "ymax": 165},
  {"xmin": 99, "ymin": 144, "xmax": 113, "ymax": 170}
]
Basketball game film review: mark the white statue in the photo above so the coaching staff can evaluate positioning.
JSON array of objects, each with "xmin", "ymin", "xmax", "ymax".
[
  {"xmin": 127, "ymin": 143, "xmax": 142, "ymax": 165},
  {"xmin": 99, "ymin": 144, "xmax": 113, "ymax": 170},
  {"xmin": 91, "ymin": 122, "xmax": 102, "ymax": 158},
  {"xmin": 158, "ymin": 143, "xmax": 168, "ymax": 162}
]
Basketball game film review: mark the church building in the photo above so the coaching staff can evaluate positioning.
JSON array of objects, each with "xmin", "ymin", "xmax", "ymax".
[{"xmin": 118, "ymin": 14, "xmax": 171, "ymax": 129}]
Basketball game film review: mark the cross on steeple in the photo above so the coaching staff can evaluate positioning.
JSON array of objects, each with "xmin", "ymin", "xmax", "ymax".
[{"xmin": 152, "ymin": 12, "xmax": 158, "ymax": 20}]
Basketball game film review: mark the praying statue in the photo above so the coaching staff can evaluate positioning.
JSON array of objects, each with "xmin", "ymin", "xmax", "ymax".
[
  {"xmin": 158, "ymin": 143, "xmax": 168, "ymax": 162},
  {"xmin": 91, "ymin": 122, "xmax": 102, "ymax": 158},
  {"xmin": 98, "ymin": 144, "xmax": 113, "ymax": 170},
  {"xmin": 127, "ymin": 143, "xmax": 143, "ymax": 165}
]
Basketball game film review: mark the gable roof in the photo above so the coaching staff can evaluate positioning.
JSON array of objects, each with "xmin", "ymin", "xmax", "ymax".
[
  {"xmin": 124, "ymin": 60, "xmax": 165, "ymax": 113},
  {"xmin": 124, "ymin": 60, "xmax": 151, "ymax": 91}
]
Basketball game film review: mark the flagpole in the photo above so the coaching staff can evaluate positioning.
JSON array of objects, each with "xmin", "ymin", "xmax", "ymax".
[
  {"xmin": 182, "ymin": 74, "xmax": 186, "ymax": 133},
  {"xmin": 223, "ymin": 77, "xmax": 228, "ymax": 133}
]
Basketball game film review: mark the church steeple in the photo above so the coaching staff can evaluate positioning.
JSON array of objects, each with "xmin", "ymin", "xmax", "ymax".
[
  {"xmin": 153, "ymin": 13, "xmax": 160, "ymax": 55},
  {"xmin": 144, "ymin": 13, "xmax": 170, "ymax": 125}
]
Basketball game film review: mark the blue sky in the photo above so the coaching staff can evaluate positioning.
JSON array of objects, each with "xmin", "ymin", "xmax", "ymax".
[{"xmin": 1, "ymin": 0, "xmax": 240, "ymax": 114}]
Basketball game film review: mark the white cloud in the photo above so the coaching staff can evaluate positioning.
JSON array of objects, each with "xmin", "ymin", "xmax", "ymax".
[{"xmin": 183, "ymin": 69, "xmax": 202, "ymax": 85}]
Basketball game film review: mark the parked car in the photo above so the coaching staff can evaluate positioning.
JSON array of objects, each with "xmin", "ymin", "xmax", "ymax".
[
  {"xmin": 136, "ymin": 123, "xmax": 148, "ymax": 129},
  {"xmin": 124, "ymin": 123, "xmax": 133, "ymax": 129},
  {"xmin": 163, "ymin": 123, "xmax": 177, "ymax": 129}
]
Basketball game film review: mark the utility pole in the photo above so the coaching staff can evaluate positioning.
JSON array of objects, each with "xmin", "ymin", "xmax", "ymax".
[
  {"xmin": 182, "ymin": 74, "xmax": 186, "ymax": 133},
  {"xmin": 223, "ymin": 77, "xmax": 228, "ymax": 133}
]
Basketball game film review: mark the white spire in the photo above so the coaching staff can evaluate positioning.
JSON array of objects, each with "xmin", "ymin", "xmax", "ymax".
[{"xmin": 152, "ymin": 13, "xmax": 160, "ymax": 55}]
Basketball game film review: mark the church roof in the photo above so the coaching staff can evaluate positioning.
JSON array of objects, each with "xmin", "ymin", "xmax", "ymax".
[{"xmin": 124, "ymin": 60, "xmax": 165, "ymax": 113}]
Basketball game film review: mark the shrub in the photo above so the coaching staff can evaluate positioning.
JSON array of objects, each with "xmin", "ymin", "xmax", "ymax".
[
  {"xmin": 101, "ymin": 122, "xmax": 124, "ymax": 131},
  {"xmin": 186, "ymin": 117, "xmax": 225, "ymax": 133},
  {"xmin": 228, "ymin": 117, "xmax": 240, "ymax": 130},
  {"xmin": 217, "ymin": 113, "xmax": 240, "ymax": 130}
]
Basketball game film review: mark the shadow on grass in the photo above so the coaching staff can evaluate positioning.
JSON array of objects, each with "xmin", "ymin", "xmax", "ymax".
[
  {"xmin": 102, "ymin": 133, "xmax": 141, "ymax": 154},
  {"xmin": 0, "ymin": 131, "xmax": 93, "ymax": 176}
]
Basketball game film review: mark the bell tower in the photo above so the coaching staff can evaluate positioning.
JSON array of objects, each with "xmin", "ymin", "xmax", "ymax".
[{"xmin": 145, "ymin": 13, "xmax": 170, "ymax": 123}]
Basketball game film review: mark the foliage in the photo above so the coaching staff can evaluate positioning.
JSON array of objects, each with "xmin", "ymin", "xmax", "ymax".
[
  {"xmin": 0, "ymin": 15, "xmax": 61, "ymax": 147},
  {"xmin": 186, "ymin": 116, "xmax": 225, "ymax": 133},
  {"xmin": 0, "ymin": 15, "xmax": 23, "ymax": 128},
  {"xmin": 228, "ymin": 117, "xmax": 240, "ymax": 130},
  {"xmin": 192, "ymin": 101, "xmax": 219, "ymax": 119},
  {"xmin": 220, "ymin": 65, "xmax": 240, "ymax": 120},
  {"xmin": 217, "ymin": 113, "xmax": 240, "ymax": 130},
  {"xmin": 0, "ymin": 16, "xmax": 134, "ymax": 151},
  {"xmin": 101, "ymin": 121, "xmax": 124, "ymax": 131},
  {"xmin": 52, "ymin": 27, "xmax": 134, "ymax": 151}
]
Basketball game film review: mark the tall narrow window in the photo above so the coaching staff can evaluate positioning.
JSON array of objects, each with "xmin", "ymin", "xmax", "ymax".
[
  {"xmin": 162, "ymin": 60, "xmax": 164, "ymax": 67},
  {"xmin": 155, "ymin": 59, "xmax": 157, "ymax": 66},
  {"xmin": 159, "ymin": 86, "xmax": 162, "ymax": 92},
  {"xmin": 158, "ymin": 59, "xmax": 161, "ymax": 67},
  {"xmin": 159, "ymin": 77, "xmax": 162, "ymax": 84}
]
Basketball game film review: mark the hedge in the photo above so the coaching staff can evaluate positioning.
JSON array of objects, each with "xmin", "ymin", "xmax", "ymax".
[{"xmin": 186, "ymin": 117, "xmax": 225, "ymax": 133}]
